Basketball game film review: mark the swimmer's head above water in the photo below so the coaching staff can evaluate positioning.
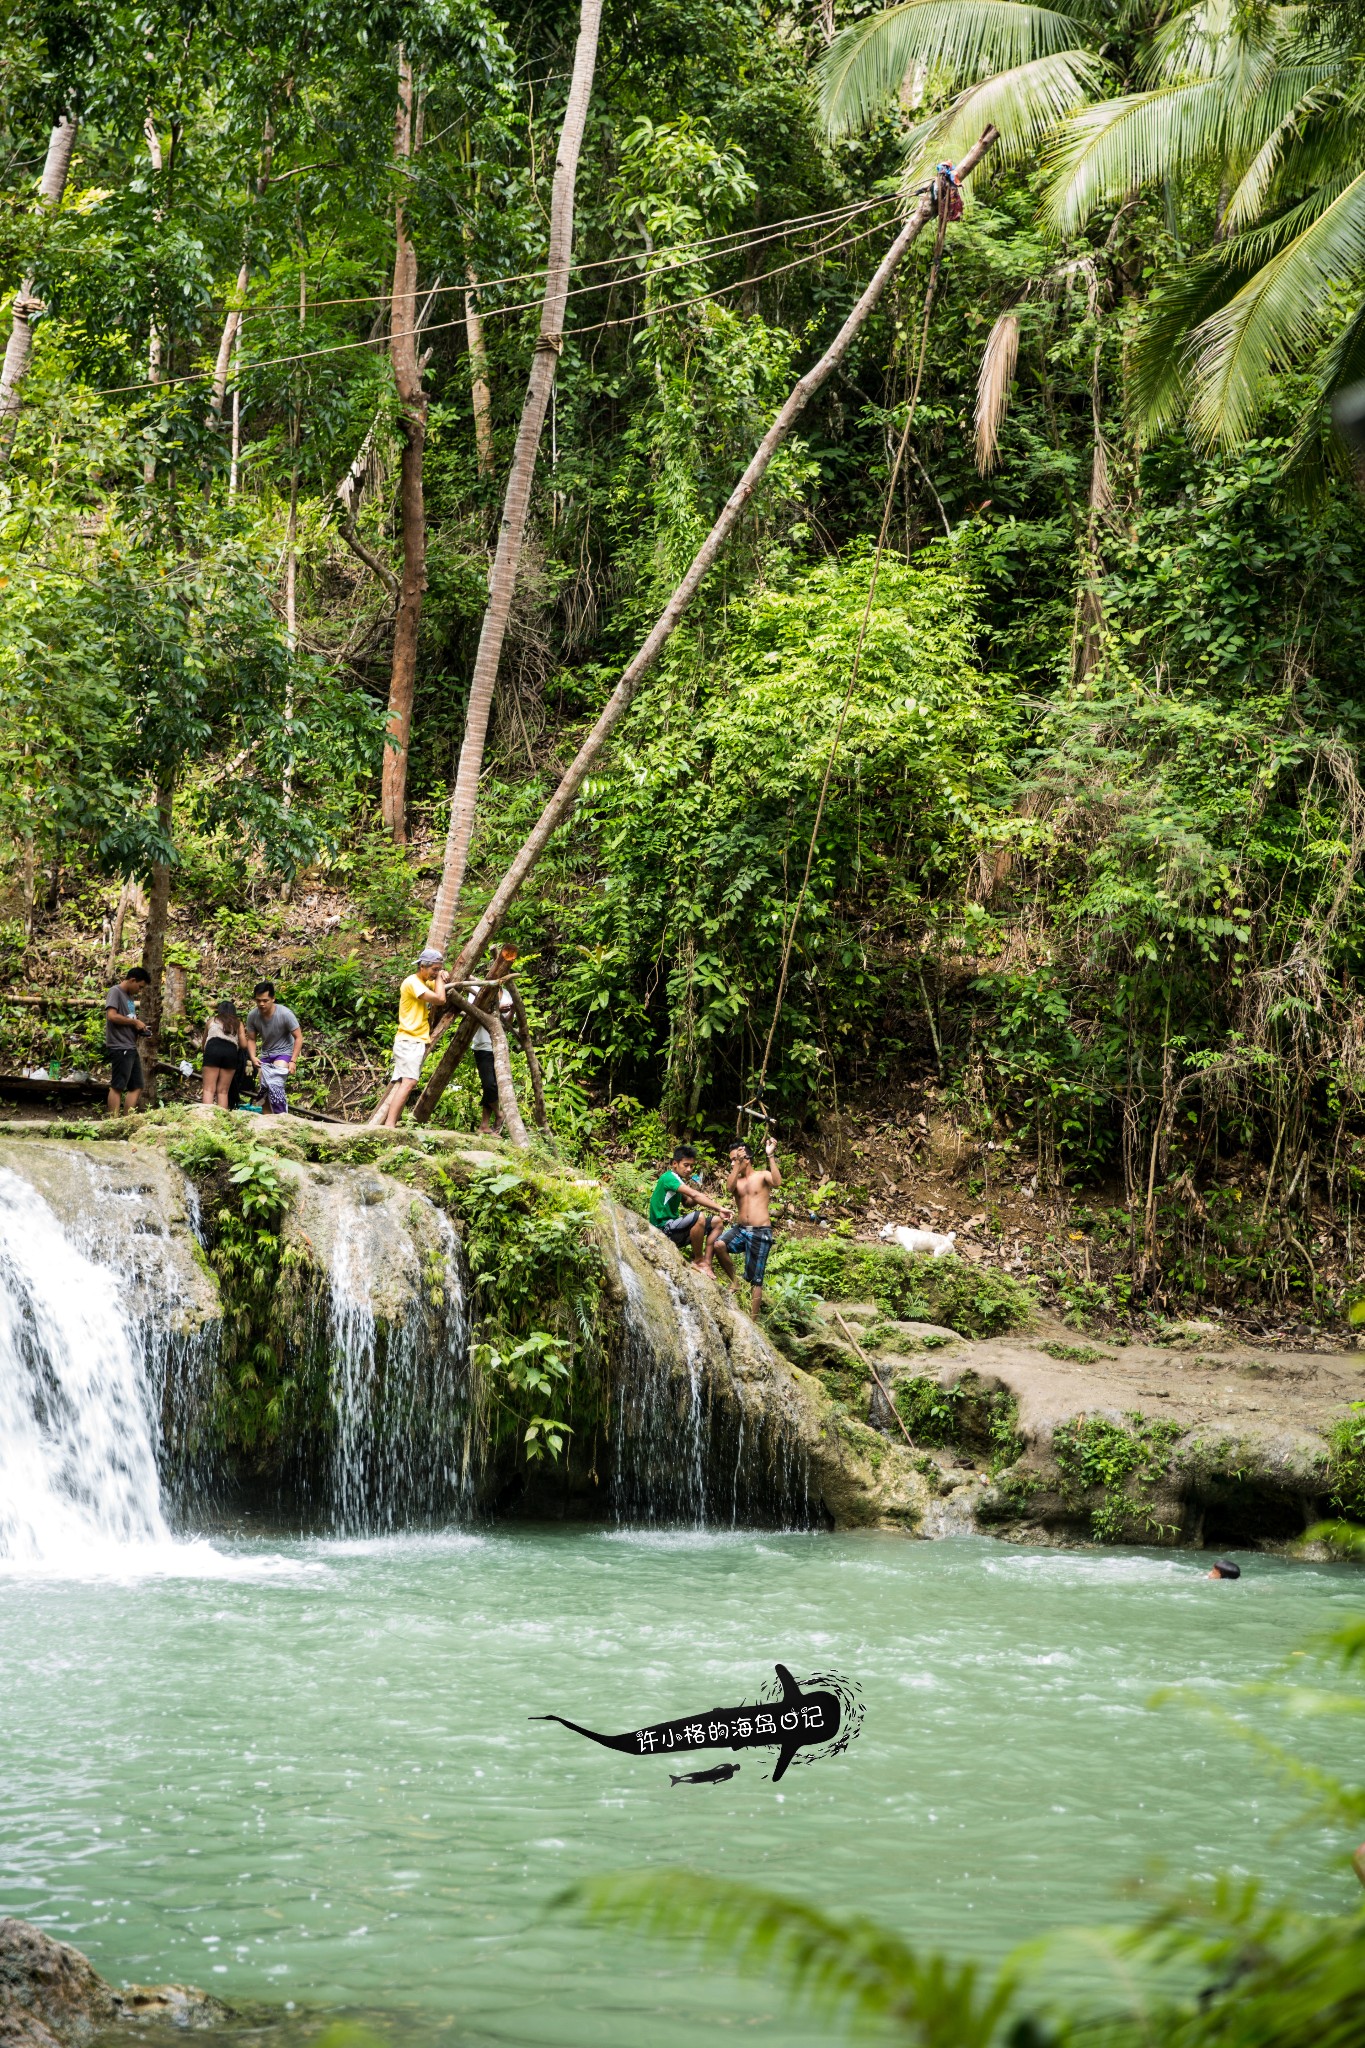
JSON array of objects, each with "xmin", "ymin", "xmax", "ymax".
[{"xmin": 1207, "ymin": 1558, "xmax": 1241, "ymax": 1580}]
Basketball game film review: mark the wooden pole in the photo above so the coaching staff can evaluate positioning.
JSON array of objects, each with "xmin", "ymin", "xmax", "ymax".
[
  {"xmin": 507, "ymin": 979, "xmax": 548, "ymax": 1129},
  {"xmin": 832, "ymin": 1309, "xmax": 917, "ymax": 1451},
  {"xmin": 412, "ymin": 951, "xmax": 517, "ymax": 1124}
]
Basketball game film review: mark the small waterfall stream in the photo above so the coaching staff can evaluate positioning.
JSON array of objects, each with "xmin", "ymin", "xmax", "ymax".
[
  {"xmin": 606, "ymin": 1216, "xmax": 812, "ymax": 1530},
  {"xmin": 610, "ymin": 1255, "xmax": 708, "ymax": 1526},
  {"xmin": 0, "ymin": 1166, "xmax": 174, "ymax": 1567},
  {"xmin": 326, "ymin": 1204, "xmax": 471, "ymax": 1534}
]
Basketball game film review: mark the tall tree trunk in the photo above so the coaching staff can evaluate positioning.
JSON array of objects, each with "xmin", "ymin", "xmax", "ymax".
[
  {"xmin": 411, "ymin": 125, "xmax": 998, "ymax": 1117},
  {"xmin": 143, "ymin": 117, "xmax": 163, "ymax": 488},
  {"xmin": 210, "ymin": 120, "xmax": 273, "ymax": 428},
  {"xmin": 425, "ymin": 0, "xmax": 602, "ymax": 927},
  {"xmin": 0, "ymin": 115, "xmax": 78, "ymax": 463},
  {"xmin": 139, "ymin": 784, "xmax": 175, "ymax": 1093},
  {"xmin": 283, "ymin": 269, "xmax": 303, "ymax": 814},
  {"xmin": 229, "ymin": 319, "xmax": 243, "ymax": 496},
  {"xmin": 427, "ymin": 128, "xmax": 995, "ymax": 968},
  {"xmin": 382, "ymin": 47, "xmax": 428, "ymax": 843},
  {"xmin": 465, "ymin": 262, "xmax": 495, "ymax": 476}
]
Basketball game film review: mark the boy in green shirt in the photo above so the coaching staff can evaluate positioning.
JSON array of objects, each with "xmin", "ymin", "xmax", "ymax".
[{"xmin": 648, "ymin": 1144, "xmax": 734, "ymax": 1275}]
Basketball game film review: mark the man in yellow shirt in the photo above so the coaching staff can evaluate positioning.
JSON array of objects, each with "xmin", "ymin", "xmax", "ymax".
[{"xmin": 369, "ymin": 948, "xmax": 447, "ymax": 1127}]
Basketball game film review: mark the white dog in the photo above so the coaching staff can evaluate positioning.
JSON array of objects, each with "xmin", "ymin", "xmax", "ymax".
[{"xmin": 880, "ymin": 1223, "xmax": 957, "ymax": 1258}]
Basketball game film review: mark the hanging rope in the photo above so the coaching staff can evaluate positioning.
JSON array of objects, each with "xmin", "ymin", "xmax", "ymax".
[{"xmin": 745, "ymin": 172, "xmax": 959, "ymax": 1131}]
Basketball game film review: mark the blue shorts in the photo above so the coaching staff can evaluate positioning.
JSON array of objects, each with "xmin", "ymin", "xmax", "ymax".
[{"xmin": 721, "ymin": 1223, "xmax": 774, "ymax": 1285}]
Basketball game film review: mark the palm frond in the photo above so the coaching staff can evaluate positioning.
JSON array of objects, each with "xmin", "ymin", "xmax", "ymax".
[
  {"xmin": 976, "ymin": 309, "xmax": 1020, "ymax": 471},
  {"xmin": 1128, "ymin": 238, "xmax": 1268, "ymax": 434},
  {"xmin": 817, "ymin": 0, "xmax": 1086, "ymax": 138},
  {"xmin": 1222, "ymin": 75, "xmax": 1351, "ymax": 230},
  {"xmin": 1043, "ymin": 69, "xmax": 1323, "ymax": 234},
  {"xmin": 1229, "ymin": 99, "xmax": 1365, "ymax": 229},
  {"xmin": 557, "ymin": 1871, "xmax": 1017, "ymax": 2047},
  {"xmin": 905, "ymin": 49, "xmax": 1108, "ymax": 179},
  {"xmin": 1142, "ymin": 0, "xmax": 1243, "ymax": 84},
  {"xmin": 1187, "ymin": 167, "xmax": 1365, "ymax": 445}
]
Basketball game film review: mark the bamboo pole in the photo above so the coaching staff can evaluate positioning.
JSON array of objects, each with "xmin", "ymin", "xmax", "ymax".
[{"xmin": 832, "ymin": 1309, "xmax": 917, "ymax": 1452}]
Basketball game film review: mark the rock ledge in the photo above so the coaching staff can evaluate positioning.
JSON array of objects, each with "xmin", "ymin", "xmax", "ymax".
[{"xmin": 0, "ymin": 1920, "xmax": 228, "ymax": 2048}]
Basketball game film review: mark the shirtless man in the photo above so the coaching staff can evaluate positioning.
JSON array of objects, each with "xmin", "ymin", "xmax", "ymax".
[{"xmin": 721, "ymin": 1135, "xmax": 781, "ymax": 1317}]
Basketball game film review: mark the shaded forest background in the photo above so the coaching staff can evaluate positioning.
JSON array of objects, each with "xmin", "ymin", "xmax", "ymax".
[{"xmin": 3, "ymin": 0, "xmax": 1365, "ymax": 1322}]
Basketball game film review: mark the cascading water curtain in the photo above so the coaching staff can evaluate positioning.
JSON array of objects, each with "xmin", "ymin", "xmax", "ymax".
[
  {"xmin": 327, "ymin": 1204, "xmax": 474, "ymax": 1533},
  {"xmin": 0, "ymin": 1167, "xmax": 173, "ymax": 1568}
]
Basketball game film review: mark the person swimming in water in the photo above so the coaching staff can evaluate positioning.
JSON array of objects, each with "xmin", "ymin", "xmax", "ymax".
[{"xmin": 1207, "ymin": 1558, "xmax": 1241, "ymax": 1580}]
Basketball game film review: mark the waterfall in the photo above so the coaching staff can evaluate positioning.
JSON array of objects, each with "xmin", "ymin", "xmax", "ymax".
[
  {"xmin": 0, "ymin": 1166, "xmax": 172, "ymax": 1568},
  {"xmin": 610, "ymin": 1254, "xmax": 707, "ymax": 1528},
  {"xmin": 327, "ymin": 1204, "xmax": 470, "ymax": 1533},
  {"xmin": 606, "ymin": 1217, "xmax": 811, "ymax": 1531}
]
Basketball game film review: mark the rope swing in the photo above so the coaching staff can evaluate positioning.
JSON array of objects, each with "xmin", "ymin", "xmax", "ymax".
[{"xmin": 742, "ymin": 167, "xmax": 962, "ymax": 1139}]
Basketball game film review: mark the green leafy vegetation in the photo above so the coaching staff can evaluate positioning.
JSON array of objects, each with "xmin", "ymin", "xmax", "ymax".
[
  {"xmin": 3, "ymin": 0, "xmax": 1364, "ymax": 1328},
  {"xmin": 765, "ymin": 1239, "xmax": 1033, "ymax": 1337},
  {"xmin": 891, "ymin": 1373, "xmax": 1023, "ymax": 1473},
  {"xmin": 168, "ymin": 1121, "xmax": 315, "ymax": 1460},
  {"xmin": 442, "ymin": 1163, "xmax": 604, "ymax": 1469},
  {"xmin": 1053, "ymin": 1412, "xmax": 1186, "ymax": 1542},
  {"xmin": 1327, "ymin": 1403, "xmax": 1365, "ymax": 1523}
]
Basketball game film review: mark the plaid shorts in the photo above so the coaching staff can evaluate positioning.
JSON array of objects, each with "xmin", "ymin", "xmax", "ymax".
[{"xmin": 721, "ymin": 1223, "xmax": 774, "ymax": 1285}]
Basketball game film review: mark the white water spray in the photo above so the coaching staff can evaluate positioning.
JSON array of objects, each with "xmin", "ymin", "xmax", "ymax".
[
  {"xmin": 0, "ymin": 1167, "xmax": 170, "ymax": 1568},
  {"xmin": 328, "ymin": 1201, "xmax": 469, "ymax": 1533}
]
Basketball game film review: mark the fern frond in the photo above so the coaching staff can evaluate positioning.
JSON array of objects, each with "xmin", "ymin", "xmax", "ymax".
[
  {"xmin": 1043, "ymin": 68, "xmax": 1327, "ymax": 234},
  {"xmin": 1128, "ymin": 241, "xmax": 1262, "ymax": 435},
  {"xmin": 1222, "ymin": 74, "xmax": 1357, "ymax": 228},
  {"xmin": 1187, "ymin": 167, "xmax": 1365, "ymax": 446},
  {"xmin": 976, "ymin": 309, "xmax": 1020, "ymax": 472},
  {"xmin": 558, "ymin": 1870, "xmax": 1017, "ymax": 2046}
]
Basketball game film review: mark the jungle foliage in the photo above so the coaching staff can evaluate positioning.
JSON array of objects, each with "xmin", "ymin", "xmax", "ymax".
[{"xmin": 3, "ymin": 0, "xmax": 1365, "ymax": 1302}]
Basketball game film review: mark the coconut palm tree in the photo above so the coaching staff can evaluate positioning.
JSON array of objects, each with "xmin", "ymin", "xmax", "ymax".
[
  {"xmin": 1042, "ymin": 0, "xmax": 1365, "ymax": 460},
  {"xmin": 820, "ymin": 0, "xmax": 1365, "ymax": 467},
  {"xmin": 817, "ymin": 1, "xmax": 1106, "ymax": 186}
]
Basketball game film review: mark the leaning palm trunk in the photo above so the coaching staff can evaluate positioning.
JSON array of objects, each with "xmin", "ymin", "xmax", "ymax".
[
  {"xmin": 0, "ymin": 116, "xmax": 78, "ymax": 463},
  {"xmin": 425, "ymin": 0, "xmax": 603, "ymax": 936},
  {"xmin": 411, "ymin": 125, "xmax": 997, "ymax": 1120}
]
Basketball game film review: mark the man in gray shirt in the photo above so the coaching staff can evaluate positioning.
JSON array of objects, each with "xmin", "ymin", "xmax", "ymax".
[
  {"xmin": 104, "ymin": 965, "xmax": 151, "ymax": 1115},
  {"xmin": 244, "ymin": 980, "xmax": 302, "ymax": 1115}
]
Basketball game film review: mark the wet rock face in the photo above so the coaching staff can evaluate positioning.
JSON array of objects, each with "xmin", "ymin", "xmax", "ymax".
[
  {"xmin": 0, "ymin": 1140, "xmax": 218, "ymax": 1338},
  {"xmin": 0, "ymin": 1918, "xmax": 226, "ymax": 2048},
  {"xmin": 601, "ymin": 1210, "xmax": 931, "ymax": 1533}
]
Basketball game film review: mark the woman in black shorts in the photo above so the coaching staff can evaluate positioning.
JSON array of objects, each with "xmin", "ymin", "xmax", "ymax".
[{"xmin": 202, "ymin": 1000, "xmax": 247, "ymax": 1108}]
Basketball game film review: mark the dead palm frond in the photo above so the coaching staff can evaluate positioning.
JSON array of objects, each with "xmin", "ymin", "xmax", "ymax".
[{"xmin": 975, "ymin": 308, "xmax": 1020, "ymax": 472}]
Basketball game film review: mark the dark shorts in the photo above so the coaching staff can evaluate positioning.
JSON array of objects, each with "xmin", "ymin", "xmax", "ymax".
[
  {"xmin": 108, "ymin": 1046, "xmax": 144, "ymax": 1095},
  {"xmin": 473, "ymin": 1046, "xmax": 499, "ymax": 1111},
  {"xmin": 722, "ymin": 1223, "xmax": 774, "ymax": 1285},
  {"xmin": 203, "ymin": 1039, "xmax": 239, "ymax": 1069},
  {"xmin": 655, "ymin": 1210, "xmax": 701, "ymax": 1248}
]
